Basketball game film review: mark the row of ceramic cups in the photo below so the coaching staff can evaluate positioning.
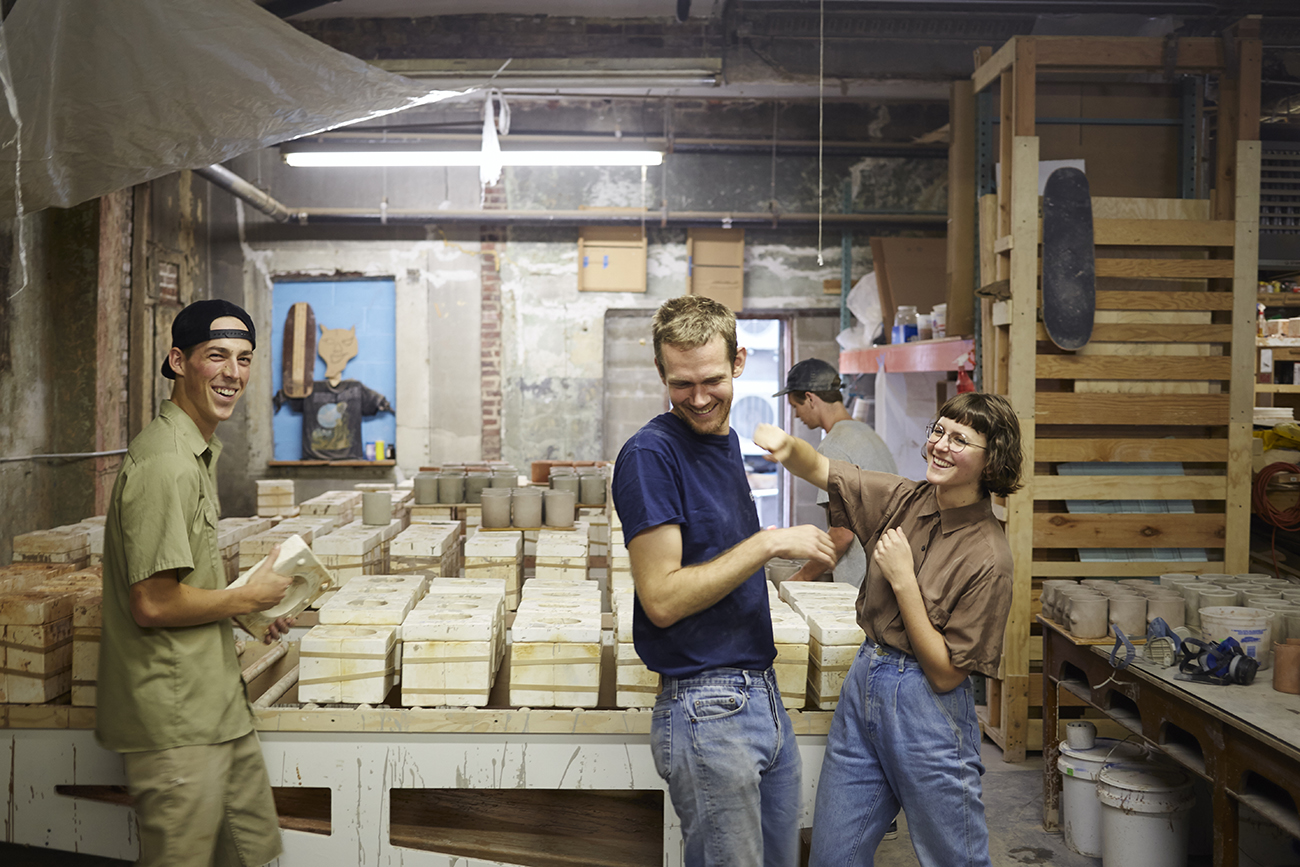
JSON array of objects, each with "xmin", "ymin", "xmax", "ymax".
[
  {"xmin": 481, "ymin": 486, "xmax": 576, "ymax": 530},
  {"xmin": 546, "ymin": 465, "xmax": 608, "ymax": 506},
  {"xmin": 1044, "ymin": 574, "xmax": 1300, "ymax": 644},
  {"xmin": 414, "ymin": 468, "xmax": 520, "ymax": 505}
]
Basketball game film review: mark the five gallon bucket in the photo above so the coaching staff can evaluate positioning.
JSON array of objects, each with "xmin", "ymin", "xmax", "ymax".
[
  {"xmin": 1097, "ymin": 762, "xmax": 1195, "ymax": 867},
  {"xmin": 1056, "ymin": 738, "xmax": 1148, "ymax": 857},
  {"xmin": 1199, "ymin": 606, "xmax": 1276, "ymax": 670}
]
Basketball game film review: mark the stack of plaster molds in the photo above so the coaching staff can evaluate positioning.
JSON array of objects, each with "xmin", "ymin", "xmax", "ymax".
[
  {"xmin": 422, "ymin": 576, "xmax": 508, "ymax": 672},
  {"xmin": 318, "ymin": 587, "xmax": 418, "ymax": 632},
  {"xmin": 307, "ymin": 523, "xmax": 385, "ymax": 606},
  {"xmin": 0, "ymin": 590, "xmax": 77, "ymax": 703},
  {"xmin": 217, "ymin": 517, "xmax": 272, "ymax": 585},
  {"xmin": 611, "ymin": 587, "xmax": 658, "ymax": 708},
  {"xmin": 401, "ymin": 597, "xmax": 499, "ymax": 708},
  {"xmin": 71, "ymin": 591, "xmax": 102, "ymax": 707},
  {"xmin": 69, "ymin": 518, "xmax": 106, "ymax": 567},
  {"xmin": 335, "ymin": 573, "xmax": 429, "ymax": 601},
  {"xmin": 510, "ymin": 582, "xmax": 602, "ymax": 708},
  {"xmin": 464, "ymin": 530, "xmax": 523, "ymax": 611},
  {"xmin": 534, "ymin": 529, "xmax": 589, "ymax": 582},
  {"xmin": 578, "ymin": 509, "xmax": 610, "ymax": 565},
  {"xmin": 769, "ymin": 597, "xmax": 810, "ymax": 711},
  {"xmin": 11, "ymin": 527, "xmax": 90, "ymax": 572},
  {"xmin": 780, "ymin": 582, "xmax": 863, "ymax": 710},
  {"xmin": 298, "ymin": 624, "xmax": 399, "ymax": 704},
  {"xmin": 256, "ymin": 479, "xmax": 297, "ymax": 518},
  {"xmin": 386, "ymin": 488, "xmax": 414, "ymax": 530},
  {"xmin": 609, "ymin": 529, "xmax": 632, "ymax": 594},
  {"xmin": 389, "ymin": 522, "xmax": 462, "ymax": 580},
  {"xmin": 299, "ymin": 490, "xmax": 362, "ymax": 525}
]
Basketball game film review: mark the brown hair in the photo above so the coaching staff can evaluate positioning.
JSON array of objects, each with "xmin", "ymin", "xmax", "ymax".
[
  {"xmin": 652, "ymin": 296, "xmax": 738, "ymax": 373},
  {"xmin": 936, "ymin": 392, "xmax": 1024, "ymax": 497},
  {"xmin": 789, "ymin": 389, "xmax": 845, "ymax": 406}
]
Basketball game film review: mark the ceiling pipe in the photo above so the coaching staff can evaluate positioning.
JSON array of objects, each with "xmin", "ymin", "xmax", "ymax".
[
  {"xmin": 294, "ymin": 208, "xmax": 946, "ymax": 229},
  {"xmin": 194, "ymin": 164, "xmax": 298, "ymax": 224},
  {"xmin": 193, "ymin": 166, "xmax": 945, "ymax": 229}
]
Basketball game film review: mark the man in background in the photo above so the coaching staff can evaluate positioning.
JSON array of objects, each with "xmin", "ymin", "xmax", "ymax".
[{"xmin": 777, "ymin": 358, "xmax": 896, "ymax": 587}]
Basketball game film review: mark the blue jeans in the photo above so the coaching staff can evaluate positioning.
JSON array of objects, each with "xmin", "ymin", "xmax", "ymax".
[
  {"xmin": 652, "ymin": 666, "xmax": 803, "ymax": 867},
  {"xmin": 810, "ymin": 643, "xmax": 990, "ymax": 867}
]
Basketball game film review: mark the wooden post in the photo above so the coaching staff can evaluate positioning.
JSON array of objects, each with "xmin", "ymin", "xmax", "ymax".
[
  {"xmin": 1001, "ymin": 135, "xmax": 1040, "ymax": 763},
  {"xmin": 948, "ymin": 80, "xmax": 977, "ymax": 339},
  {"xmin": 1227, "ymin": 142, "xmax": 1260, "ymax": 573}
]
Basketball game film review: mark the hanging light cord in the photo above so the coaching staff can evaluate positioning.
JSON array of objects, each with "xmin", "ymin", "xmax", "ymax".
[{"xmin": 816, "ymin": 0, "xmax": 824, "ymax": 267}]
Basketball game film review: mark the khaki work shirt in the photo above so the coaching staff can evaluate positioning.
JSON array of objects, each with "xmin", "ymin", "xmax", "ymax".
[
  {"xmin": 827, "ymin": 462, "xmax": 1013, "ymax": 678},
  {"xmin": 96, "ymin": 401, "xmax": 252, "ymax": 753}
]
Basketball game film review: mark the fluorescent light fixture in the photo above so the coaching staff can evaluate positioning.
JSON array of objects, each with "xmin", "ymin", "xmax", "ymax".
[{"xmin": 283, "ymin": 150, "xmax": 663, "ymax": 168}]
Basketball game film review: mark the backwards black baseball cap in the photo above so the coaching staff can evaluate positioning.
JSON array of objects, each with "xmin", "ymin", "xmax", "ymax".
[
  {"xmin": 773, "ymin": 358, "xmax": 842, "ymax": 397},
  {"xmin": 160, "ymin": 299, "xmax": 256, "ymax": 379}
]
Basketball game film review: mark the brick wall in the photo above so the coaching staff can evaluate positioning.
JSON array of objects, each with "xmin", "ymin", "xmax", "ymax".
[{"xmin": 480, "ymin": 182, "xmax": 506, "ymax": 460}]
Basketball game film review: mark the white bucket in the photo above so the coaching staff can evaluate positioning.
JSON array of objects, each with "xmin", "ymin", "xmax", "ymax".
[
  {"xmin": 1056, "ymin": 738, "xmax": 1148, "ymax": 857},
  {"xmin": 1199, "ymin": 606, "xmax": 1276, "ymax": 670},
  {"xmin": 1097, "ymin": 762, "xmax": 1195, "ymax": 867}
]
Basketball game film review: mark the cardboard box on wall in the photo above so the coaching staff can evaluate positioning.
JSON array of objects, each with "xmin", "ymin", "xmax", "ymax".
[
  {"xmin": 578, "ymin": 226, "xmax": 647, "ymax": 293},
  {"xmin": 687, "ymin": 228, "xmax": 744, "ymax": 312},
  {"xmin": 870, "ymin": 236, "xmax": 949, "ymax": 331}
]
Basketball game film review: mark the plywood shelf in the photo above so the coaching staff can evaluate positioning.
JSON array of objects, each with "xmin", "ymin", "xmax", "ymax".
[{"xmin": 839, "ymin": 338, "xmax": 973, "ymax": 374}]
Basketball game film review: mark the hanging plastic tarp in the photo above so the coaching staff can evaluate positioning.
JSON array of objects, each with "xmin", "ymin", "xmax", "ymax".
[{"xmin": 0, "ymin": 0, "xmax": 462, "ymax": 219}]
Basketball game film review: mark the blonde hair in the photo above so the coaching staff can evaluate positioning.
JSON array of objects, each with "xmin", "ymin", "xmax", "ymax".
[{"xmin": 652, "ymin": 296, "xmax": 738, "ymax": 373}]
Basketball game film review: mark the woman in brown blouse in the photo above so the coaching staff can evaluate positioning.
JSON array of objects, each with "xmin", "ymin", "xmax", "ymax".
[{"xmin": 755, "ymin": 392, "xmax": 1023, "ymax": 867}]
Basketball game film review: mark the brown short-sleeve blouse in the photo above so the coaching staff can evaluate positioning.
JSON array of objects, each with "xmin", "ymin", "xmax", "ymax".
[{"xmin": 827, "ymin": 461, "xmax": 1014, "ymax": 678}]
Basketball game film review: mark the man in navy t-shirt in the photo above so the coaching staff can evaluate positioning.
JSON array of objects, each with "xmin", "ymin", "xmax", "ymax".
[{"xmin": 612, "ymin": 295, "xmax": 835, "ymax": 867}]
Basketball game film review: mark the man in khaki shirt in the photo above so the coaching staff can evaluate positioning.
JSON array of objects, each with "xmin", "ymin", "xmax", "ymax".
[{"xmin": 97, "ymin": 299, "xmax": 294, "ymax": 867}]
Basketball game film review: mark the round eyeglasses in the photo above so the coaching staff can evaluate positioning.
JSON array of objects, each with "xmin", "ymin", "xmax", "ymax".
[{"xmin": 925, "ymin": 423, "xmax": 986, "ymax": 454}]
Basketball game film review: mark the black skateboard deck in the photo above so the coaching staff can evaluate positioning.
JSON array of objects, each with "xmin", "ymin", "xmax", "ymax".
[
  {"xmin": 1041, "ymin": 167, "xmax": 1096, "ymax": 352},
  {"xmin": 281, "ymin": 302, "xmax": 316, "ymax": 399}
]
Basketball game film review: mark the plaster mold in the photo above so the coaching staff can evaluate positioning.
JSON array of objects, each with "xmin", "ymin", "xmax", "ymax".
[{"xmin": 297, "ymin": 624, "xmax": 398, "ymax": 705}]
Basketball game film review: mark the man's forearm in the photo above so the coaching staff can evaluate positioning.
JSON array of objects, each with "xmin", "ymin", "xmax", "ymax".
[{"xmin": 631, "ymin": 527, "xmax": 779, "ymax": 627}]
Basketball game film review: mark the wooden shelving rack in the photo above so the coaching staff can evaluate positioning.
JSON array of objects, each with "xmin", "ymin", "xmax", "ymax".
[{"xmin": 971, "ymin": 24, "xmax": 1262, "ymax": 761}]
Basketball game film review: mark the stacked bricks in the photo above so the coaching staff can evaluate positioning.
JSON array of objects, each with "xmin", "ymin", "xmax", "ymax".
[
  {"xmin": 509, "ymin": 580, "xmax": 602, "ymax": 708},
  {"xmin": 780, "ymin": 582, "xmax": 863, "ymax": 710},
  {"xmin": 464, "ymin": 530, "xmax": 523, "ymax": 611},
  {"xmin": 256, "ymin": 479, "xmax": 297, "ymax": 518},
  {"xmin": 612, "ymin": 587, "xmax": 658, "ymax": 708},
  {"xmin": 389, "ymin": 522, "xmax": 462, "ymax": 580},
  {"xmin": 402, "ymin": 576, "xmax": 506, "ymax": 708}
]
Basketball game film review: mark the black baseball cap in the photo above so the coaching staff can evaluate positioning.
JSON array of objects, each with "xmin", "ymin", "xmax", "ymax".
[
  {"xmin": 773, "ymin": 358, "xmax": 842, "ymax": 397},
  {"xmin": 160, "ymin": 299, "xmax": 256, "ymax": 379}
]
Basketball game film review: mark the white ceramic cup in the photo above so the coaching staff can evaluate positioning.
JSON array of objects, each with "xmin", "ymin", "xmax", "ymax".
[{"xmin": 1065, "ymin": 720, "xmax": 1097, "ymax": 750}]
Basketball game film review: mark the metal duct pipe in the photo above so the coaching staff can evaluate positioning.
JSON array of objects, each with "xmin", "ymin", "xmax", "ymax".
[
  {"xmin": 195, "ymin": 164, "xmax": 298, "ymax": 224},
  {"xmin": 295, "ymin": 208, "xmax": 946, "ymax": 229}
]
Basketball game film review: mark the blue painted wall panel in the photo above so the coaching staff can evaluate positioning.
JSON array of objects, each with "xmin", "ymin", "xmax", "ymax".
[{"xmin": 270, "ymin": 280, "xmax": 397, "ymax": 462}]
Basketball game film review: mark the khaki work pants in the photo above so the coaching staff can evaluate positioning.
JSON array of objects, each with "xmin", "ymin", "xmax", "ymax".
[{"xmin": 123, "ymin": 730, "xmax": 282, "ymax": 867}]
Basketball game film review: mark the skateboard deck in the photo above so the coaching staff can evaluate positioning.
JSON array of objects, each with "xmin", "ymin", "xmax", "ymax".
[
  {"xmin": 1041, "ymin": 167, "xmax": 1096, "ymax": 352},
  {"xmin": 281, "ymin": 302, "xmax": 316, "ymax": 399}
]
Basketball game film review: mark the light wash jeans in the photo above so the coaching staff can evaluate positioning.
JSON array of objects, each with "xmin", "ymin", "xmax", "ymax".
[
  {"xmin": 651, "ymin": 666, "xmax": 803, "ymax": 867},
  {"xmin": 810, "ymin": 642, "xmax": 991, "ymax": 867}
]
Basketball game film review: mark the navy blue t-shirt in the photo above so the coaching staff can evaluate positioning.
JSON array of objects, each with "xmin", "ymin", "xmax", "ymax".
[{"xmin": 611, "ymin": 412, "xmax": 775, "ymax": 678}]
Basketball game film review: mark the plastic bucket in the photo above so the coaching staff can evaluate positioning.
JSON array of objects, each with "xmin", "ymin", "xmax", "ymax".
[
  {"xmin": 1199, "ymin": 606, "xmax": 1276, "ymax": 670},
  {"xmin": 1097, "ymin": 762, "xmax": 1195, "ymax": 867},
  {"xmin": 1055, "ymin": 738, "xmax": 1147, "ymax": 858}
]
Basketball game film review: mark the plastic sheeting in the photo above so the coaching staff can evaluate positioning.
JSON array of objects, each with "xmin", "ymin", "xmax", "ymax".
[{"xmin": 0, "ymin": 0, "xmax": 461, "ymax": 219}]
